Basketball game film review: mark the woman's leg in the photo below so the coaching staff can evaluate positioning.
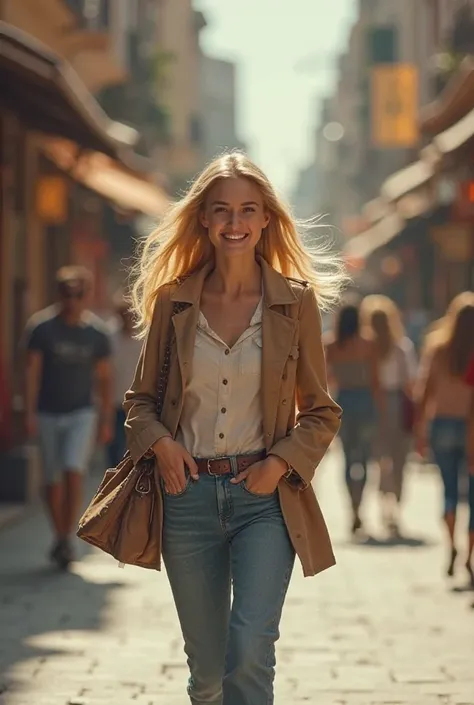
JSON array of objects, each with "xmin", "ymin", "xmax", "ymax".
[
  {"xmin": 162, "ymin": 475, "xmax": 231, "ymax": 705},
  {"xmin": 224, "ymin": 485, "xmax": 295, "ymax": 705},
  {"xmin": 431, "ymin": 437, "xmax": 460, "ymax": 575}
]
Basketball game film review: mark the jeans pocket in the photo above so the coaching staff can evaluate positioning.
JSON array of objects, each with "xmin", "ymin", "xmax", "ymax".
[
  {"xmin": 162, "ymin": 473, "xmax": 192, "ymax": 498},
  {"xmin": 240, "ymin": 481, "xmax": 276, "ymax": 498}
]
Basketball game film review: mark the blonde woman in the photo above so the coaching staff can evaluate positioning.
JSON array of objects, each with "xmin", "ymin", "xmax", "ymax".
[
  {"xmin": 362, "ymin": 296, "xmax": 417, "ymax": 534},
  {"xmin": 124, "ymin": 152, "xmax": 343, "ymax": 705},
  {"xmin": 417, "ymin": 293, "xmax": 474, "ymax": 581}
]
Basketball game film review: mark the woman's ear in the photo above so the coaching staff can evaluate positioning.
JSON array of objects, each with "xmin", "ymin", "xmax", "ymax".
[
  {"xmin": 263, "ymin": 210, "xmax": 270, "ymax": 228},
  {"xmin": 199, "ymin": 210, "xmax": 209, "ymax": 229}
]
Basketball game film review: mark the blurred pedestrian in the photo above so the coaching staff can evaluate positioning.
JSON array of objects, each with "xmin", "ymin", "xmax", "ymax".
[
  {"xmin": 362, "ymin": 295, "xmax": 417, "ymax": 535},
  {"xmin": 462, "ymin": 346, "xmax": 474, "ymax": 587},
  {"xmin": 416, "ymin": 293, "xmax": 474, "ymax": 581},
  {"xmin": 107, "ymin": 299, "xmax": 141, "ymax": 467},
  {"xmin": 24, "ymin": 266, "xmax": 113, "ymax": 570},
  {"xmin": 326, "ymin": 299, "xmax": 382, "ymax": 535},
  {"xmin": 124, "ymin": 152, "xmax": 342, "ymax": 705}
]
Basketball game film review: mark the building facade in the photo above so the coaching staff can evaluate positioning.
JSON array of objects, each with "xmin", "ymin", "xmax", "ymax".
[{"xmin": 200, "ymin": 55, "xmax": 246, "ymax": 164}]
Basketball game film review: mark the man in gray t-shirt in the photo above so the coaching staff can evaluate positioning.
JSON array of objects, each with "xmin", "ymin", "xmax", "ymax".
[{"xmin": 24, "ymin": 266, "xmax": 113, "ymax": 570}]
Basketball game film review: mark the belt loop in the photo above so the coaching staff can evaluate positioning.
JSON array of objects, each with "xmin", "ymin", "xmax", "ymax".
[{"xmin": 229, "ymin": 455, "xmax": 238, "ymax": 476}]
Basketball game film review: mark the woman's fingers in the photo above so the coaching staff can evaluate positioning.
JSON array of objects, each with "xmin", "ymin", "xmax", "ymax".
[{"xmin": 184, "ymin": 450, "xmax": 199, "ymax": 480}]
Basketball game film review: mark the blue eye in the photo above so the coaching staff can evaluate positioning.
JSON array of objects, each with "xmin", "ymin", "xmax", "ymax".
[{"xmin": 243, "ymin": 207, "xmax": 256, "ymax": 213}]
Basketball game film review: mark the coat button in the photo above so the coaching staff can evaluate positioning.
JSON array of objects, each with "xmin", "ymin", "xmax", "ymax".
[
  {"xmin": 219, "ymin": 432, "xmax": 224, "ymax": 439},
  {"xmin": 171, "ymin": 399, "xmax": 177, "ymax": 407},
  {"xmin": 282, "ymin": 399, "xmax": 287, "ymax": 405}
]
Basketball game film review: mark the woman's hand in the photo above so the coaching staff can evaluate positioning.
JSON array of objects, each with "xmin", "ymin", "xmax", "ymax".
[
  {"xmin": 414, "ymin": 422, "xmax": 428, "ymax": 459},
  {"xmin": 152, "ymin": 436, "xmax": 199, "ymax": 494},
  {"xmin": 230, "ymin": 455, "xmax": 288, "ymax": 494}
]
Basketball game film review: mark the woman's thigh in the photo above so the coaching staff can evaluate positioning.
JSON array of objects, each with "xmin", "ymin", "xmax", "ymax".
[{"xmin": 162, "ymin": 475, "xmax": 231, "ymax": 668}]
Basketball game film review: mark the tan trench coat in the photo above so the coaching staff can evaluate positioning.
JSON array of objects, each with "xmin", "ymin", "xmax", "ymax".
[{"xmin": 124, "ymin": 258, "xmax": 342, "ymax": 576}]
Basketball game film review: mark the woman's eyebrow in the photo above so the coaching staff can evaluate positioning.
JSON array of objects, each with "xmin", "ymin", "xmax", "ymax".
[{"xmin": 211, "ymin": 200, "xmax": 259, "ymax": 206}]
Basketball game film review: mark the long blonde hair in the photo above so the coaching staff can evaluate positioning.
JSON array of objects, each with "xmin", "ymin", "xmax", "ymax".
[
  {"xmin": 424, "ymin": 292, "xmax": 474, "ymax": 377},
  {"xmin": 362, "ymin": 295, "xmax": 405, "ymax": 359},
  {"xmin": 131, "ymin": 152, "xmax": 347, "ymax": 336}
]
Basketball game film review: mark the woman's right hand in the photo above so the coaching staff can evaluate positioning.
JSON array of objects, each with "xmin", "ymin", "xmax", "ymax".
[{"xmin": 152, "ymin": 436, "xmax": 199, "ymax": 494}]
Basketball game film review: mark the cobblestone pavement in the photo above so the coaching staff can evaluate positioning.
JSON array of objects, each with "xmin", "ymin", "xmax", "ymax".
[{"xmin": 0, "ymin": 446, "xmax": 473, "ymax": 705}]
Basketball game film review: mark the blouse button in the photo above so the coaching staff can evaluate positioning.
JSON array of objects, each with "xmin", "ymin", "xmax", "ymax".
[
  {"xmin": 223, "ymin": 379, "xmax": 228, "ymax": 385},
  {"xmin": 219, "ymin": 432, "xmax": 224, "ymax": 439},
  {"xmin": 225, "ymin": 349, "xmax": 230, "ymax": 356},
  {"xmin": 221, "ymin": 407, "xmax": 227, "ymax": 414}
]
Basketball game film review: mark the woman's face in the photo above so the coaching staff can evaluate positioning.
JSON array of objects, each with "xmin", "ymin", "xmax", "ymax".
[{"xmin": 200, "ymin": 177, "xmax": 270, "ymax": 257}]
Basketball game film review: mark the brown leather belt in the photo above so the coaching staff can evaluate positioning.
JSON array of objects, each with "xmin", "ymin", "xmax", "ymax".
[{"xmin": 194, "ymin": 451, "xmax": 266, "ymax": 476}]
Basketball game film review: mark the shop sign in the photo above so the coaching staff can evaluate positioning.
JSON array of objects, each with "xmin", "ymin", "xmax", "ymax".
[
  {"xmin": 36, "ymin": 176, "xmax": 68, "ymax": 224},
  {"xmin": 371, "ymin": 64, "xmax": 419, "ymax": 148}
]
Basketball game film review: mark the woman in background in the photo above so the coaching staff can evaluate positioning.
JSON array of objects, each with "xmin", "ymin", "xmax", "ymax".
[
  {"xmin": 363, "ymin": 296, "xmax": 417, "ymax": 535},
  {"xmin": 417, "ymin": 293, "xmax": 474, "ymax": 582},
  {"xmin": 326, "ymin": 300, "xmax": 382, "ymax": 535}
]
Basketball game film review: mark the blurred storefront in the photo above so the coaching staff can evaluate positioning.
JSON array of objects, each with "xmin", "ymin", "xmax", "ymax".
[
  {"xmin": 344, "ymin": 49, "xmax": 474, "ymax": 340},
  {"xmin": 0, "ymin": 21, "xmax": 169, "ymax": 504}
]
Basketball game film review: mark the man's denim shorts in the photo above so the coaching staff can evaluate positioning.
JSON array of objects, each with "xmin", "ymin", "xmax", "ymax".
[{"xmin": 38, "ymin": 408, "xmax": 97, "ymax": 484}]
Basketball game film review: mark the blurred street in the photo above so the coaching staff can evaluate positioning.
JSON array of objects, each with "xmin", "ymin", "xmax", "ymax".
[{"xmin": 1, "ymin": 445, "xmax": 473, "ymax": 705}]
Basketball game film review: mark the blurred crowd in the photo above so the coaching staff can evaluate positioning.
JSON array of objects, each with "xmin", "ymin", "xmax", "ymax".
[{"xmin": 325, "ymin": 292, "xmax": 474, "ymax": 586}]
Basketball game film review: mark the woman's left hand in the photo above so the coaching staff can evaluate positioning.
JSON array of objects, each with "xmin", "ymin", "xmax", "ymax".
[{"xmin": 230, "ymin": 455, "xmax": 288, "ymax": 494}]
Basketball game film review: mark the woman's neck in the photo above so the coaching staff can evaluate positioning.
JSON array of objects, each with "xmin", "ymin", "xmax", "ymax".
[{"xmin": 208, "ymin": 255, "xmax": 261, "ymax": 298}]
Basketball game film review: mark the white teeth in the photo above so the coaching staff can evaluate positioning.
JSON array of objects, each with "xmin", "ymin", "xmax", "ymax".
[{"xmin": 223, "ymin": 233, "xmax": 247, "ymax": 240}]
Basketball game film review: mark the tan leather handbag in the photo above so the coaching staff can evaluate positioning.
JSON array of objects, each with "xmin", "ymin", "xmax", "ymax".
[{"xmin": 76, "ymin": 302, "xmax": 186, "ymax": 569}]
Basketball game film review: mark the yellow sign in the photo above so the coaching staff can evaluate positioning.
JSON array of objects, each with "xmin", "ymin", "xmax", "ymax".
[
  {"xmin": 36, "ymin": 176, "xmax": 68, "ymax": 224},
  {"xmin": 371, "ymin": 64, "xmax": 419, "ymax": 148}
]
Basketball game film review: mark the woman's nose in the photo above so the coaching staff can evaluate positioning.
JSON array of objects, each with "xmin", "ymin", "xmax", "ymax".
[{"xmin": 228, "ymin": 210, "xmax": 240, "ymax": 228}]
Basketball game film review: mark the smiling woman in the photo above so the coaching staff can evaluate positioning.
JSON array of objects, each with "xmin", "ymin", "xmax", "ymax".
[{"xmin": 121, "ymin": 151, "xmax": 344, "ymax": 705}]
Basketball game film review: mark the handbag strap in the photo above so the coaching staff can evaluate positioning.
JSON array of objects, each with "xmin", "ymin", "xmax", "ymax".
[{"xmin": 156, "ymin": 301, "xmax": 188, "ymax": 417}]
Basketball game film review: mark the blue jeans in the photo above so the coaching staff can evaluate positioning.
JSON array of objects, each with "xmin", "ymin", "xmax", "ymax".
[
  {"xmin": 107, "ymin": 407, "xmax": 126, "ymax": 468},
  {"xmin": 430, "ymin": 417, "xmax": 474, "ymax": 531},
  {"xmin": 336, "ymin": 389, "xmax": 375, "ymax": 507},
  {"xmin": 162, "ymin": 465, "xmax": 295, "ymax": 705}
]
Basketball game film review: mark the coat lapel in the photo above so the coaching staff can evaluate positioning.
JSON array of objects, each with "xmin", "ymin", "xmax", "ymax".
[
  {"xmin": 170, "ymin": 262, "xmax": 213, "ymax": 390},
  {"xmin": 260, "ymin": 258, "xmax": 300, "ymax": 448}
]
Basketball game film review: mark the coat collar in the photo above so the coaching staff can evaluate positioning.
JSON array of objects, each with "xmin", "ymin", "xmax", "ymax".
[{"xmin": 170, "ymin": 256, "xmax": 298, "ymax": 308}]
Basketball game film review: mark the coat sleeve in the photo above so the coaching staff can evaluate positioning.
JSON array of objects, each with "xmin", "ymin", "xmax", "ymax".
[
  {"xmin": 123, "ymin": 288, "xmax": 173, "ymax": 465},
  {"xmin": 269, "ymin": 286, "xmax": 342, "ymax": 487}
]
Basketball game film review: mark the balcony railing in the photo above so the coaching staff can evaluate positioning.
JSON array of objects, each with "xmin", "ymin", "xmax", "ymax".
[{"xmin": 63, "ymin": 0, "xmax": 110, "ymax": 31}]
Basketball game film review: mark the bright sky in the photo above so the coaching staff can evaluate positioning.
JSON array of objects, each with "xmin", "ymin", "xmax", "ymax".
[{"xmin": 195, "ymin": 0, "xmax": 356, "ymax": 197}]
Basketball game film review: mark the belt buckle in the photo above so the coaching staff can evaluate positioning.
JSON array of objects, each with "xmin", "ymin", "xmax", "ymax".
[{"xmin": 207, "ymin": 456, "xmax": 229, "ymax": 476}]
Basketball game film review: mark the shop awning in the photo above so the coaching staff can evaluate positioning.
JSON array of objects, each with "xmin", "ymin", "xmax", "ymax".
[
  {"xmin": 434, "ymin": 105, "xmax": 474, "ymax": 155},
  {"xmin": 361, "ymin": 198, "xmax": 390, "ymax": 225},
  {"xmin": 42, "ymin": 137, "xmax": 170, "ymax": 218},
  {"xmin": 380, "ymin": 159, "xmax": 435, "ymax": 203},
  {"xmin": 420, "ymin": 57, "xmax": 474, "ymax": 136},
  {"xmin": 0, "ymin": 22, "xmax": 136, "ymax": 158},
  {"xmin": 344, "ymin": 212, "xmax": 405, "ymax": 261}
]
